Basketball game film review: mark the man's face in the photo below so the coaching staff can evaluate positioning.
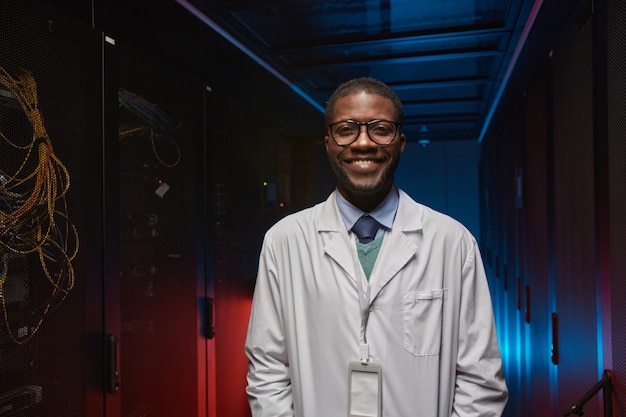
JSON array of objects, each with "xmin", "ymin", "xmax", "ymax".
[{"xmin": 325, "ymin": 92, "xmax": 406, "ymax": 208}]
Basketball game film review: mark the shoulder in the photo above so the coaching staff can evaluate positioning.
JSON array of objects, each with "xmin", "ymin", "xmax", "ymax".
[
  {"xmin": 264, "ymin": 199, "xmax": 328, "ymax": 242},
  {"xmin": 268, "ymin": 206, "xmax": 316, "ymax": 232}
]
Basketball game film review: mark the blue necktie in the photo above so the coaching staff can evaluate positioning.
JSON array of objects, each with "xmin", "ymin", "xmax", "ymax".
[{"xmin": 352, "ymin": 215, "xmax": 380, "ymax": 243}]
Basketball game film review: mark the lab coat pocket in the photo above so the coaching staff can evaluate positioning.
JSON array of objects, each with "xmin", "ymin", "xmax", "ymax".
[{"xmin": 402, "ymin": 289, "xmax": 446, "ymax": 356}]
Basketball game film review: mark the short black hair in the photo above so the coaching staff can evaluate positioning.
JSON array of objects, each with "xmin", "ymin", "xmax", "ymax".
[{"xmin": 324, "ymin": 77, "xmax": 404, "ymax": 126}]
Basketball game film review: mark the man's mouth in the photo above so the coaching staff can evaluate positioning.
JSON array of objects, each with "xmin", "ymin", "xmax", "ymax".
[{"xmin": 349, "ymin": 159, "xmax": 379, "ymax": 166}]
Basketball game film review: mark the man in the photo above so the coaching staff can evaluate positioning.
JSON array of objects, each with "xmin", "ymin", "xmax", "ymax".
[{"xmin": 245, "ymin": 77, "xmax": 508, "ymax": 417}]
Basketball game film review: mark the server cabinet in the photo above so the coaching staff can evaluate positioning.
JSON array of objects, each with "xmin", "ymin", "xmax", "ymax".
[
  {"xmin": 478, "ymin": 2, "xmax": 612, "ymax": 416},
  {"xmin": 108, "ymin": 40, "xmax": 211, "ymax": 417},
  {"xmin": 1, "ymin": 1, "xmax": 213, "ymax": 416},
  {"xmin": 1, "ymin": 1, "xmax": 94, "ymax": 415}
]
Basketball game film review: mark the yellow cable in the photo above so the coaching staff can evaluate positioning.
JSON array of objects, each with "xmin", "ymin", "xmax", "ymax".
[{"xmin": 0, "ymin": 65, "xmax": 78, "ymax": 344}]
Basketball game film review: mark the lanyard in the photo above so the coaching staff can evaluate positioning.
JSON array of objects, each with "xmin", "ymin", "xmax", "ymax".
[{"xmin": 351, "ymin": 233, "xmax": 373, "ymax": 364}]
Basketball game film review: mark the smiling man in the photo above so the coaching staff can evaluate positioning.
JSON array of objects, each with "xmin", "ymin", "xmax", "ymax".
[
  {"xmin": 245, "ymin": 77, "xmax": 508, "ymax": 417},
  {"xmin": 325, "ymin": 87, "xmax": 404, "ymax": 213}
]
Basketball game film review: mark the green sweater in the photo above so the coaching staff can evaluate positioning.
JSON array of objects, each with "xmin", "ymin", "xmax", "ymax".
[{"xmin": 356, "ymin": 234, "xmax": 384, "ymax": 280}]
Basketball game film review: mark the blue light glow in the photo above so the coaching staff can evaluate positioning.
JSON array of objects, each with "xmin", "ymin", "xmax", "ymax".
[{"xmin": 478, "ymin": 0, "xmax": 544, "ymax": 143}]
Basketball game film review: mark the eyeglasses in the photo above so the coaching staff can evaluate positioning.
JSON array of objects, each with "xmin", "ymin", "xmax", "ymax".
[{"xmin": 327, "ymin": 119, "xmax": 400, "ymax": 146}]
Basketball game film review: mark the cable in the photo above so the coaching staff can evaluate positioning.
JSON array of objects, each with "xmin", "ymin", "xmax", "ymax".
[
  {"xmin": 0, "ymin": 64, "xmax": 78, "ymax": 344},
  {"xmin": 118, "ymin": 88, "xmax": 181, "ymax": 168}
]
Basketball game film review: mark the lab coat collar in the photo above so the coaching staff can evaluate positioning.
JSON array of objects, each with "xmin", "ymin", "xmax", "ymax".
[
  {"xmin": 319, "ymin": 190, "xmax": 424, "ymax": 294},
  {"xmin": 317, "ymin": 189, "xmax": 423, "ymax": 233},
  {"xmin": 318, "ymin": 192, "xmax": 356, "ymax": 279},
  {"xmin": 368, "ymin": 189, "xmax": 422, "ymax": 298},
  {"xmin": 393, "ymin": 189, "xmax": 424, "ymax": 232}
]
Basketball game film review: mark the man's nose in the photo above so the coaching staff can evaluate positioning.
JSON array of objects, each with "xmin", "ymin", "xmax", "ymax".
[{"xmin": 354, "ymin": 125, "xmax": 374, "ymax": 146}]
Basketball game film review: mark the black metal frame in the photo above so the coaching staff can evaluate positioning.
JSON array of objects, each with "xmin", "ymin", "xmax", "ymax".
[{"xmin": 563, "ymin": 369, "xmax": 613, "ymax": 417}]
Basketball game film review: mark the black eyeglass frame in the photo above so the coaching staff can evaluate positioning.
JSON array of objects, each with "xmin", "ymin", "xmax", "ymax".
[{"xmin": 327, "ymin": 119, "xmax": 401, "ymax": 146}]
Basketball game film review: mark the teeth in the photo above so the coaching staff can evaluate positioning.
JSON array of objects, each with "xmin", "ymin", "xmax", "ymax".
[{"xmin": 351, "ymin": 160, "xmax": 376, "ymax": 165}]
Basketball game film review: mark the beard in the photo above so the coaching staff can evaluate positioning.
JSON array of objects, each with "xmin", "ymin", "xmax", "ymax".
[{"xmin": 331, "ymin": 153, "xmax": 401, "ymax": 197}]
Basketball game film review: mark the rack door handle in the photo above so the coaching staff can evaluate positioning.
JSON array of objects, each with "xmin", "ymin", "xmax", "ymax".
[
  {"xmin": 105, "ymin": 334, "xmax": 120, "ymax": 393},
  {"xmin": 551, "ymin": 313, "xmax": 559, "ymax": 365}
]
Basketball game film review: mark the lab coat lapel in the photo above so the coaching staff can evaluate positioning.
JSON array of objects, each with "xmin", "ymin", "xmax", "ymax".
[
  {"xmin": 369, "ymin": 190, "xmax": 423, "ymax": 299},
  {"xmin": 318, "ymin": 192, "xmax": 357, "ymax": 281}
]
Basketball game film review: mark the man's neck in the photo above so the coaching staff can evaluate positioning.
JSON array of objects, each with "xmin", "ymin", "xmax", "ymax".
[{"xmin": 338, "ymin": 185, "xmax": 394, "ymax": 213}]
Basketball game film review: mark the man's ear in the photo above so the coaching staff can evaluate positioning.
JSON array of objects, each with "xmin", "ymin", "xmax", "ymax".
[
  {"xmin": 399, "ymin": 132, "xmax": 407, "ymax": 152},
  {"xmin": 324, "ymin": 135, "xmax": 330, "ymax": 153}
]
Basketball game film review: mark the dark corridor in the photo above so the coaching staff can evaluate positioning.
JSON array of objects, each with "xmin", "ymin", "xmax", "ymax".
[{"xmin": 1, "ymin": 0, "xmax": 625, "ymax": 416}]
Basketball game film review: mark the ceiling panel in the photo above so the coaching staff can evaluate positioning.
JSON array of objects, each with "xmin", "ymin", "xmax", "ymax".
[{"xmin": 181, "ymin": 0, "xmax": 536, "ymax": 142}]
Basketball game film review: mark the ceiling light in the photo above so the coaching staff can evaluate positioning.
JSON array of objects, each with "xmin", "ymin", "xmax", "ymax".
[{"xmin": 418, "ymin": 125, "xmax": 430, "ymax": 147}]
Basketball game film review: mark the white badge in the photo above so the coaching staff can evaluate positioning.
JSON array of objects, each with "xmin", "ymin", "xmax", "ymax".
[{"xmin": 348, "ymin": 361, "xmax": 382, "ymax": 417}]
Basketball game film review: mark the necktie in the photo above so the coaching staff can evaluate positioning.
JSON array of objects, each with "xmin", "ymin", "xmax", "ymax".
[{"xmin": 352, "ymin": 215, "xmax": 380, "ymax": 243}]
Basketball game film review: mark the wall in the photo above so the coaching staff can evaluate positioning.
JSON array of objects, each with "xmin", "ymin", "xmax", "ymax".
[{"xmin": 396, "ymin": 140, "xmax": 480, "ymax": 239}]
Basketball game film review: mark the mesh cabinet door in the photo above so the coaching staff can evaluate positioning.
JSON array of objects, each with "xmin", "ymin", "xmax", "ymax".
[{"xmin": 0, "ymin": 1, "xmax": 94, "ymax": 415}]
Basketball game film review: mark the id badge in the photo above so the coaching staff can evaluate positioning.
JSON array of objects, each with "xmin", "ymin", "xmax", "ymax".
[{"xmin": 347, "ymin": 361, "xmax": 382, "ymax": 417}]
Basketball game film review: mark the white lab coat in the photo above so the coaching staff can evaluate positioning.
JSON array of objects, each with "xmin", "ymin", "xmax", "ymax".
[{"xmin": 245, "ymin": 189, "xmax": 508, "ymax": 417}]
